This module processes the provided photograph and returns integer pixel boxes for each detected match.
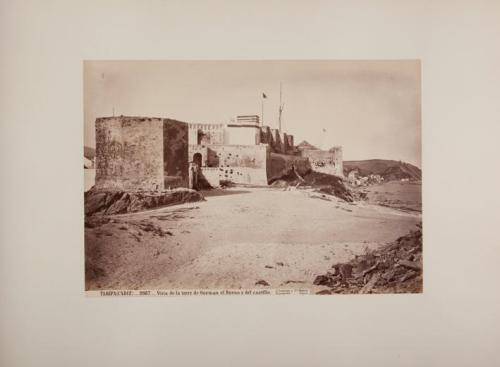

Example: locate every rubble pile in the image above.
[301,171,353,202]
[313,224,423,294]
[85,188,205,216]
[315,185,353,203]
[271,169,353,202]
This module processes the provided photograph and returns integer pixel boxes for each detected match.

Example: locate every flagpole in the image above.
[278,83,282,133]
[261,98,264,127]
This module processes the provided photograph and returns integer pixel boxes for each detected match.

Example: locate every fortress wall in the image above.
[270,129,284,153]
[95,117,164,191]
[209,144,268,169]
[286,134,294,153]
[163,119,189,188]
[219,167,269,186]
[268,153,311,182]
[280,132,288,153]
[205,144,270,185]
[94,116,189,191]
[300,147,343,177]
[330,147,343,176]
[188,123,225,145]
[188,127,199,145]
[189,145,208,166]
[225,125,260,145]
[260,126,272,145]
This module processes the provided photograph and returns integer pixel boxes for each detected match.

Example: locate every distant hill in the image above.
[84,146,95,160]
[343,159,421,181]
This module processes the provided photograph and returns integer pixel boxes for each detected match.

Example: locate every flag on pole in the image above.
[262,93,267,98]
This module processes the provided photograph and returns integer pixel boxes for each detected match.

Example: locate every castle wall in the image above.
[260,126,272,145]
[280,132,295,154]
[95,116,188,191]
[260,126,294,154]
[203,144,270,185]
[163,119,189,188]
[329,147,343,176]
[285,134,294,153]
[270,129,284,153]
[188,145,208,166]
[225,125,260,145]
[95,116,342,190]
[188,127,199,145]
[268,153,311,182]
[300,147,343,177]
[280,132,288,153]
[95,117,165,191]
[188,123,225,145]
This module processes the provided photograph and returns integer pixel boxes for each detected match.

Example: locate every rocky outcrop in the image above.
[268,153,312,183]
[270,168,354,202]
[85,188,205,216]
[314,224,422,294]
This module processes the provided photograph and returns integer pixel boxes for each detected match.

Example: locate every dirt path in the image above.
[85,187,421,291]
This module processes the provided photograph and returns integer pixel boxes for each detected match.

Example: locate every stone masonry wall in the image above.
[260,126,294,154]
[268,153,311,182]
[188,145,208,166]
[260,126,272,146]
[225,125,260,145]
[270,129,284,153]
[95,117,164,191]
[300,147,343,177]
[205,144,270,185]
[188,123,225,145]
[286,134,294,153]
[163,119,189,188]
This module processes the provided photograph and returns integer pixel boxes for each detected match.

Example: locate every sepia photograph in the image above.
[84,60,422,295]
[4,1,500,366]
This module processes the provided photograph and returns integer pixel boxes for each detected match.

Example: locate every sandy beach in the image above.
[85,184,421,291]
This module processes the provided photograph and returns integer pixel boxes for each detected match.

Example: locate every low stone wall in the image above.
[268,153,311,182]
[201,166,268,186]
[219,167,268,185]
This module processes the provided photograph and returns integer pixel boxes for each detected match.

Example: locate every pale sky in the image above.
[84,60,421,167]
